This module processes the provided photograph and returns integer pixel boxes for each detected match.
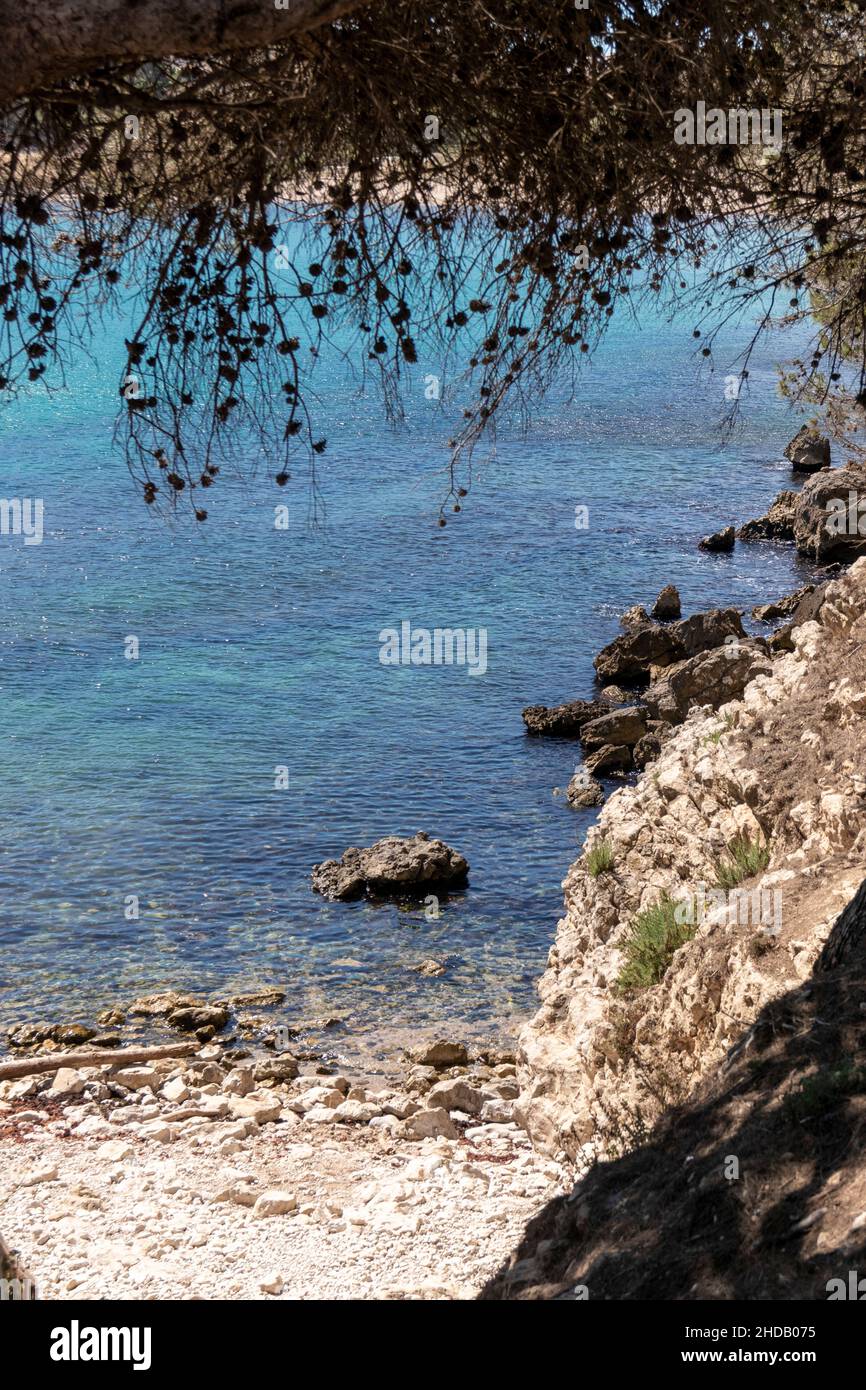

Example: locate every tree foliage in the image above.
[2,0,866,519]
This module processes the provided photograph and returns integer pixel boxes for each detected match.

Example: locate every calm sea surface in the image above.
[0,261,818,1067]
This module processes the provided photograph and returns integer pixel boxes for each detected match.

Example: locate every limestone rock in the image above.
[404,1107,459,1140]
[425,1079,488,1115]
[643,640,772,725]
[619,604,651,630]
[408,1039,469,1068]
[50,1068,85,1098]
[253,1055,299,1085]
[698,526,735,552]
[784,425,831,472]
[593,623,682,682]
[566,771,605,808]
[737,490,798,542]
[312,831,468,900]
[521,698,607,737]
[253,1191,297,1217]
[582,743,632,776]
[650,585,682,621]
[579,705,647,750]
[516,558,866,1161]
[127,991,200,1017]
[752,585,815,623]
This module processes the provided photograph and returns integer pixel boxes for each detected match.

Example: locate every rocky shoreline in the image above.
[0,1032,566,1300]
[5,428,866,1299]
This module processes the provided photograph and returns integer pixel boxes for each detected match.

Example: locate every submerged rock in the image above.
[410,958,449,977]
[127,991,201,1018]
[167,1004,230,1034]
[312,831,469,901]
[784,424,830,472]
[521,698,607,736]
[7,1022,94,1049]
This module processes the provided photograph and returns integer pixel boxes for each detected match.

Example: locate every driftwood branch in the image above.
[0,1041,197,1082]
[0,0,375,105]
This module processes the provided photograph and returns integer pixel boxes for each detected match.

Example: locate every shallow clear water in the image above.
[0,266,818,1067]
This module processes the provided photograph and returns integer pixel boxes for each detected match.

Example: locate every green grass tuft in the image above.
[715,834,770,890]
[586,839,615,877]
[784,1064,866,1124]
[614,893,696,994]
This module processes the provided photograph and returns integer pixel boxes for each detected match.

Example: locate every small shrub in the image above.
[704,727,724,746]
[715,834,770,889]
[614,893,696,994]
[784,1064,866,1124]
[586,840,615,877]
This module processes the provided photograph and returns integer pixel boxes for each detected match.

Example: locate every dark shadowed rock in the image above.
[632,726,671,768]
[752,585,815,623]
[594,607,744,683]
[521,698,607,736]
[599,684,631,705]
[311,831,469,901]
[643,639,772,724]
[699,525,735,552]
[784,425,831,472]
[566,770,605,807]
[650,584,681,620]
[167,1004,230,1033]
[767,581,830,651]
[583,743,633,776]
[738,490,798,541]
[579,705,647,750]
[593,623,682,682]
[672,607,746,657]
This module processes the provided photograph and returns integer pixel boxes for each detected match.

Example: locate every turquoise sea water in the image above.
[0,261,819,1067]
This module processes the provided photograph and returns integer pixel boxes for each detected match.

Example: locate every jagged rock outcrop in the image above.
[698,525,735,552]
[593,608,744,683]
[642,638,772,724]
[752,584,815,622]
[738,489,798,541]
[739,461,866,562]
[566,770,605,808]
[517,560,866,1161]
[784,424,831,472]
[579,706,647,750]
[311,832,469,900]
[485,899,866,1299]
[521,698,607,736]
[650,584,681,620]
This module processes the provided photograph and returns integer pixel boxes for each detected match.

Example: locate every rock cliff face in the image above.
[517,560,866,1161]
